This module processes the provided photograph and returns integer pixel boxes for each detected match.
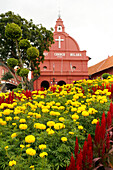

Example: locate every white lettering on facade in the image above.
[55,36,64,48]
[54,53,65,57]
[43,52,48,56]
[70,53,82,56]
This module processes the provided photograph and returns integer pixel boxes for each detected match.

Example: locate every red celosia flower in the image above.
[101,112,106,140]
[87,146,93,168]
[82,140,87,167]
[95,121,100,145]
[74,137,79,158]
[76,149,83,170]
[87,134,92,149]
[68,153,76,170]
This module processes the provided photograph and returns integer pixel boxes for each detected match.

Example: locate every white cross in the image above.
[55,36,64,48]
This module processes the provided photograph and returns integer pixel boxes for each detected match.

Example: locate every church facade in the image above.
[33,17,89,90]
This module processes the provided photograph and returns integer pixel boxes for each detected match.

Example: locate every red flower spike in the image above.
[68,153,76,170]
[87,134,92,149]
[109,102,113,118]
[74,137,79,158]
[87,146,93,168]
[95,121,101,145]
[82,140,87,167]
[76,149,83,170]
[100,112,106,140]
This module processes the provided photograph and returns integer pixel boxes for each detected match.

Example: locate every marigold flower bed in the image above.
[0,77,113,169]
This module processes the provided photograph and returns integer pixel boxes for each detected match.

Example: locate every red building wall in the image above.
[33,17,89,90]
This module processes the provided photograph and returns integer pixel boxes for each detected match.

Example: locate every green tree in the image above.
[0,11,54,90]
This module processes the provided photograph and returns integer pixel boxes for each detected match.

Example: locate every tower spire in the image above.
[58,10,61,18]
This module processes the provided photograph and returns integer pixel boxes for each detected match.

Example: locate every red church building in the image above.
[33,16,89,90]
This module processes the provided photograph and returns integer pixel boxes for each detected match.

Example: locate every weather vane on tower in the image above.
[57,0,61,18]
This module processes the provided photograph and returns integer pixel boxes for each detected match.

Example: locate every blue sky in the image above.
[1,0,113,67]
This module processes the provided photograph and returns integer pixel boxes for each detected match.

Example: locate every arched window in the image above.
[57,25,62,32]
[72,66,76,70]
[43,66,47,70]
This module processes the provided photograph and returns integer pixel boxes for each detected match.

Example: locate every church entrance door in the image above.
[41,81,49,89]
[57,80,66,86]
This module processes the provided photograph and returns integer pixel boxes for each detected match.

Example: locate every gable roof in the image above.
[88,55,113,75]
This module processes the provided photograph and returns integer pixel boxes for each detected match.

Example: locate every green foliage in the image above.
[0,11,54,90]
[0,11,54,63]
[5,23,22,40]
[1,72,13,81]
[102,73,111,79]
[27,47,39,60]
[7,58,18,68]
[19,39,31,49]
[16,67,21,76]
[19,68,29,77]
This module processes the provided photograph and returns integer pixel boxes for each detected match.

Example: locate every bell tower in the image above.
[54,17,65,33]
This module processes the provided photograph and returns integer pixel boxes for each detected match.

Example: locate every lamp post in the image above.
[50,78,56,85]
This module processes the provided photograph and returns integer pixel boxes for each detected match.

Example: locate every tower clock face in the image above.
[57,25,62,32]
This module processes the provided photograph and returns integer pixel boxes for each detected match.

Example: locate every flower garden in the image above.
[0,77,113,170]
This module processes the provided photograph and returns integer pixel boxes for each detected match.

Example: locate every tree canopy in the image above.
[0,11,54,90]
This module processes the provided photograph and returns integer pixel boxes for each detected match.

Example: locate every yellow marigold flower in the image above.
[20,144,25,148]
[0,112,2,117]
[39,152,48,158]
[50,111,60,116]
[28,112,33,116]
[82,111,89,116]
[58,106,65,110]
[5,146,8,150]
[61,137,67,142]
[1,120,7,125]
[25,135,35,143]
[47,129,55,135]
[55,102,61,106]
[11,133,17,138]
[19,119,26,123]
[91,119,98,124]
[12,123,16,126]
[40,124,46,130]
[9,160,16,166]
[26,148,36,156]
[47,121,55,127]
[59,117,65,122]
[107,92,111,96]
[3,109,11,115]
[26,144,31,147]
[35,113,41,119]
[88,108,98,114]
[78,125,83,130]
[69,132,74,135]
[72,114,79,120]
[5,116,12,121]
[19,124,28,130]
[30,165,34,169]
[39,144,46,150]
[14,116,19,120]
[76,121,79,125]
[42,108,49,113]
[54,123,65,130]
